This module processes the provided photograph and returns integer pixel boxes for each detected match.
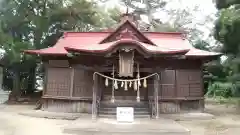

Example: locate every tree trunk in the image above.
[8,71,21,101]
[26,66,36,95]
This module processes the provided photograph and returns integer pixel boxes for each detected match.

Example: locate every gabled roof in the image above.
[144,32,222,57]
[24,16,221,58]
[24,32,109,55]
[99,19,155,45]
[65,39,189,55]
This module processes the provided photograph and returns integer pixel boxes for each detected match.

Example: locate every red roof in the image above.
[24,32,109,55]
[24,20,221,58]
[99,20,155,45]
[65,39,189,55]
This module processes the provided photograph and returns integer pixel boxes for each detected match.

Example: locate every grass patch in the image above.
[205,97,240,105]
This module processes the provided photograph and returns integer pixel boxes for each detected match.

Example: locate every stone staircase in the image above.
[98,100,151,118]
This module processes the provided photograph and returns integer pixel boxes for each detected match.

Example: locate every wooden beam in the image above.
[42,95,92,101]
[74,64,155,72]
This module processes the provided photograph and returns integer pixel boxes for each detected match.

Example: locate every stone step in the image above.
[99,100,150,118]
[100,102,149,108]
[99,114,151,118]
[99,107,149,111]
[99,110,150,115]
[99,111,150,115]
[101,100,148,104]
[100,105,149,108]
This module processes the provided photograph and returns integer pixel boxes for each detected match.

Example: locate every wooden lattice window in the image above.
[46,68,71,96]
[160,70,176,98]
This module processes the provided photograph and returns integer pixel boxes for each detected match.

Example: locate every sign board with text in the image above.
[116,107,134,122]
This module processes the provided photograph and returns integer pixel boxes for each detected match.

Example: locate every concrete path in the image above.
[0,104,190,135]
[64,118,190,135]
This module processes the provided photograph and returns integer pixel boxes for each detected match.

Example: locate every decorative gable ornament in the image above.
[116,28,138,40]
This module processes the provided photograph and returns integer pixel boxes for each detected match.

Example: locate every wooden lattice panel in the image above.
[160,85,175,98]
[46,68,71,96]
[189,84,202,97]
[188,70,201,83]
[188,70,202,97]
[178,84,190,97]
[73,69,93,98]
[160,70,176,98]
[176,70,202,97]
[176,70,189,85]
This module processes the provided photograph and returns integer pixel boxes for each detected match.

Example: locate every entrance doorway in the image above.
[100,72,149,102]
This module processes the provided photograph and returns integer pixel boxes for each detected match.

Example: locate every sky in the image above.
[103,0,218,41]
[104,0,217,15]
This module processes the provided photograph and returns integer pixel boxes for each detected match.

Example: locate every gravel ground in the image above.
[1,102,240,135]
[0,105,72,135]
[177,104,240,135]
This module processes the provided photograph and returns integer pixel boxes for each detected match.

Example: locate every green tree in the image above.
[0,0,105,100]
[213,0,240,96]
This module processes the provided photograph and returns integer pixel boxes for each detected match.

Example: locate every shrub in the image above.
[206,82,235,98]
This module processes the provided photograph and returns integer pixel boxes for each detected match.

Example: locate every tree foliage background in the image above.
[0,0,117,100]
[207,0,240,97]
[0,0,232,100]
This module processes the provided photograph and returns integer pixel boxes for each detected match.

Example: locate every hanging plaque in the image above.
[119,51,134,77]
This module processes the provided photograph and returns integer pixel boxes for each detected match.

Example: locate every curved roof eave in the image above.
[23,49,67,56]
[65,39,190,56]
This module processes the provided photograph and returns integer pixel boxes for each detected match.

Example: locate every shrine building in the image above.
[24,13,220,119]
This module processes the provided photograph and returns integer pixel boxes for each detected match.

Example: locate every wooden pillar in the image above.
[111,65,115,103]
[0,66,3,90]
[154,75,159,119]
[174,70,177,98]
[92,74,98,119]
[42,62,48,110]
[43,62,48,96]
[70,67,75,97]
[200,63,205,112]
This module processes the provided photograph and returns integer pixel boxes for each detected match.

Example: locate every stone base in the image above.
[19,110,91,120]
[40,99,204,115]
[159,102,180,113]
[160,112,214,121]
[159,100,204,114]
[42,99,92,113]
[64,118,190,135]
